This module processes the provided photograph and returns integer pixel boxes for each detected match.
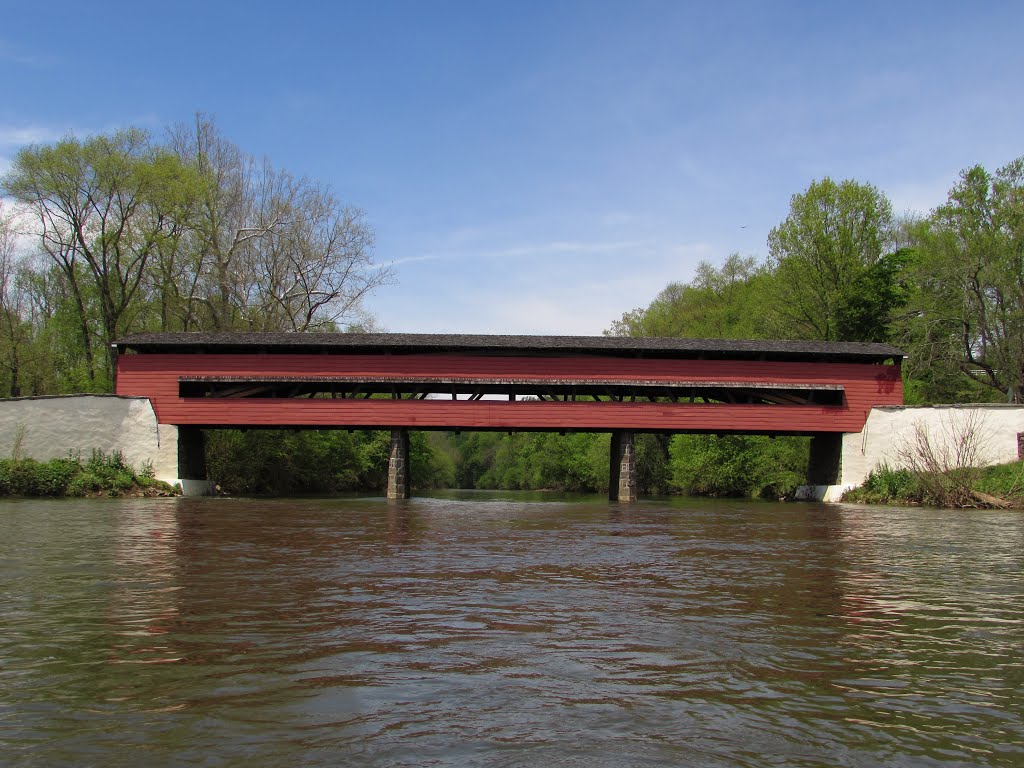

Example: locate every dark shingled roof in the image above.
[114,332,905,363]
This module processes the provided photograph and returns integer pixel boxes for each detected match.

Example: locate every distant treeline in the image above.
[204,429,809,499]
[3,121,1022,495]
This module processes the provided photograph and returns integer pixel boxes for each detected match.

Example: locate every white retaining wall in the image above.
[0,395,180,485]
[821,404,1024,501]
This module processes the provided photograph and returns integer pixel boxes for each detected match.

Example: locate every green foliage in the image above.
[204,429,455,496]
[832,248,912,343]
[606,254,773,340]
[2,129,204,383]
[844,459,1024,507]
[767,177,897,342]
[975,460,1024,500]
[0,457,79,496]
[471,432,609,492]
[0,451,172,497]
[841,465,921,504]
[898,157,1024,402]
[668,434,809,498]
[440,431,619,494]
[67,451,137,496]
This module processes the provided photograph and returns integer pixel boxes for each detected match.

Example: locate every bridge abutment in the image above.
[609,430,638,502]
[387,428,411,499]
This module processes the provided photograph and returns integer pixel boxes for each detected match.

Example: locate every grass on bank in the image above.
[0,451,180,498]
[842,459,1024,508]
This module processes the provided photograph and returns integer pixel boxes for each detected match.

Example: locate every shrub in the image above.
[895,414,988,508]
[0,457,79,496]
[0,450,175,498]
[842,464,920,504]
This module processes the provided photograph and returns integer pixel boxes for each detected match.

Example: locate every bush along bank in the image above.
[841,460,1024,509]
[0,451,180,498]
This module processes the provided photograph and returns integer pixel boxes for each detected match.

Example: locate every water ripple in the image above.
[1,497,1022,766]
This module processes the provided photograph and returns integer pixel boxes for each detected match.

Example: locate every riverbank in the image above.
[0,452,180,498]
[841,459,1024,508]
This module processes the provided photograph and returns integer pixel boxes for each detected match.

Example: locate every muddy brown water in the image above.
[1,493,1022,766]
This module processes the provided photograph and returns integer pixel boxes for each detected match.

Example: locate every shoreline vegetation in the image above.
[0,451,180,498]
[841,460,1024,509]
[4,439,1023,510]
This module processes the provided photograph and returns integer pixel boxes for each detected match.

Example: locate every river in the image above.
[1,494,1022,767]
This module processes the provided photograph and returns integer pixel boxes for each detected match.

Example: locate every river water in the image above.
[1,494,1022,767]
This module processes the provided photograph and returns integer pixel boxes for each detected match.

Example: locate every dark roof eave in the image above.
[113,332,905,363]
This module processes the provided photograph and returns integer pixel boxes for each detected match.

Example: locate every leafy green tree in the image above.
[2,129,201,383]
[767,178,898,341]
[606,254,772,339]
[900,158,1024,402]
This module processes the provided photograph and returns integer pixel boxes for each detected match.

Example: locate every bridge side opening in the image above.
[177,376,846,407]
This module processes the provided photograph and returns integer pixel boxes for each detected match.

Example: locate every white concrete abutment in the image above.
[811,404,1024,501]
[0,395,211,494]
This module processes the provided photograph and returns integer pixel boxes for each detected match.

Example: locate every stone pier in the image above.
[387,428,411,499]
[609,430,638,502]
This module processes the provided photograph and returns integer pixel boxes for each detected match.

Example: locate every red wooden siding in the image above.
[116,352,903,433]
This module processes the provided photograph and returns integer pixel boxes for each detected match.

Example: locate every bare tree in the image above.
[895,411,991,507]
[168,115,388,332]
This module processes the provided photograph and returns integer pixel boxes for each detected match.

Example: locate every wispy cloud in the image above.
[386,252,444,267]
[382,237,653,272]
[373,237,715,335]
[0,126,65,147]
[489,240,646,259]
[0,125,68,179]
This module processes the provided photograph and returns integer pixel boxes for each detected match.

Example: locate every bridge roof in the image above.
[115,332,904,364]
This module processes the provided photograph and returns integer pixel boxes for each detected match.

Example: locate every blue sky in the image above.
[2,1,1023,335]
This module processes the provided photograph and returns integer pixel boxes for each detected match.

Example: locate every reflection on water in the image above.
[1,495,1022,766]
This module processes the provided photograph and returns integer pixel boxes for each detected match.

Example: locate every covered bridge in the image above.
[113,333,905,499]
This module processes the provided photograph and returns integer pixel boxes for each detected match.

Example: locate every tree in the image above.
[901,158,1024,402]
[0,201,29,396]
[767,178,898,341]
[605,253,771,339]
[166,115,388,332]
[2,129,201,384]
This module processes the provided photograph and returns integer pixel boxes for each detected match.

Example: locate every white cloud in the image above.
[489,240,647,259]
[386,252,443,267]
[373,238,715,336]
[0,126,64,147]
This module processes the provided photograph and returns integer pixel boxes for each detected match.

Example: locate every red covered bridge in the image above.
[113,333,905,500]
